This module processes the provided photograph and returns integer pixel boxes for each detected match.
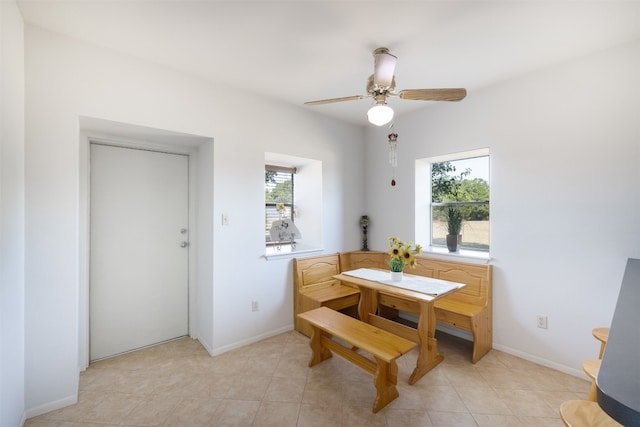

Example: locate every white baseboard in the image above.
[209,324,294,356]
[435,327,586,379]
[492,343,587,379]
[398,312,474,342]
[399,312,586,380]
[25,394,77,419]
[197,335,214,356]
[436,323,474,341]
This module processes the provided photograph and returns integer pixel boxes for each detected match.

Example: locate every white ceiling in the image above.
[17,1,640,126]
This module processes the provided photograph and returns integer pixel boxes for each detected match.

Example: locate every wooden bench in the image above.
[293,254,360,337]
[341,251,492,363]
[416,257,492,363]
[297,306,417,413]
[340,250,388,271]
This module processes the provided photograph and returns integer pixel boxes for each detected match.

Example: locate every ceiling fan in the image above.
[304,47,467,126]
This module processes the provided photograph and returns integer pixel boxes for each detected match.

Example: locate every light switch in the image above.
[222,214,229,226]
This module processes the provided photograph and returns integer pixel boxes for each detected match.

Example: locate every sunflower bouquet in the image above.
[388,236,423,272]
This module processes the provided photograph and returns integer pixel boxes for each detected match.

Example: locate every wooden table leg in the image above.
[357,288,378,324]
[408,300,443,385]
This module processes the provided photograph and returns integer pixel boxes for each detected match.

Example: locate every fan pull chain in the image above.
[388,130,398,186]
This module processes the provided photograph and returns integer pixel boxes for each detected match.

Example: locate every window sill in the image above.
[263,244,324,261]
[424,246,491,264]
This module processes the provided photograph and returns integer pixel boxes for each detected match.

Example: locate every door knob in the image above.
[180,241,189,248]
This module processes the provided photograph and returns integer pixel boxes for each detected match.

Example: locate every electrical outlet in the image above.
[251,300,259,312]
[536,315,548,329]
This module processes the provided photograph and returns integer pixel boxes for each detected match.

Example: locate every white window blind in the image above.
[265,165,296,243]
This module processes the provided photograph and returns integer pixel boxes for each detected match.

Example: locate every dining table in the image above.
[334,268,465,385]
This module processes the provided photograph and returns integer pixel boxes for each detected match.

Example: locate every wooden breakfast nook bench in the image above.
[293,254,360,337]
[297,306,417,413]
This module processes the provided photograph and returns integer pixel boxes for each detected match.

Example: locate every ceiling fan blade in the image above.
[373,47,397,88]
[397,88,467,102]
[304,95,366,106]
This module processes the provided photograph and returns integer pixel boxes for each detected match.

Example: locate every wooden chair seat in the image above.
[434,298,484,318]
[592,327,610,359]
[582,359,601,401]
[412,257,492,364]
[294,255,361,337]
[560,400,622,426]
[301,280,359,305]
[433,297,490,363]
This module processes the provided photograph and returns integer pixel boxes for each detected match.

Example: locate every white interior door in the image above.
[90,143,189,361]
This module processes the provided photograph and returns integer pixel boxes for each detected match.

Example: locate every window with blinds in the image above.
[265,165,296,243]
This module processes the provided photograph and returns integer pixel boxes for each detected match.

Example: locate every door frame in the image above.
[79,128,208,370]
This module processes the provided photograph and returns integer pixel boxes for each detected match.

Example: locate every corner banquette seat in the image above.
[293,253,360,337]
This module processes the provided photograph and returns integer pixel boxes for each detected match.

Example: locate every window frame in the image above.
[265,164,296,246]
[263,152,324,260]
[415,148,491,259]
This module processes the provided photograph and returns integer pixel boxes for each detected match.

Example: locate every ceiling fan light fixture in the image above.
[373,48,397,88]
[303,47,467,126]
[367,102,394,126]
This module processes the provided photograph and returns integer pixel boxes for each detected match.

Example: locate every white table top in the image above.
[341,268,464,296]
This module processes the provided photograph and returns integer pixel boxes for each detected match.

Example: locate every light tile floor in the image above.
[26,331,590,426]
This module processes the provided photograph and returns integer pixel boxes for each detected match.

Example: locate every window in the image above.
[416,149,490,254]
[264,153,324,258]
[265,165,295,243]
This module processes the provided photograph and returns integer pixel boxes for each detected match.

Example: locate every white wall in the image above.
[364,40,640,376]
[23,25,365,415]
[0,0,26,425]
